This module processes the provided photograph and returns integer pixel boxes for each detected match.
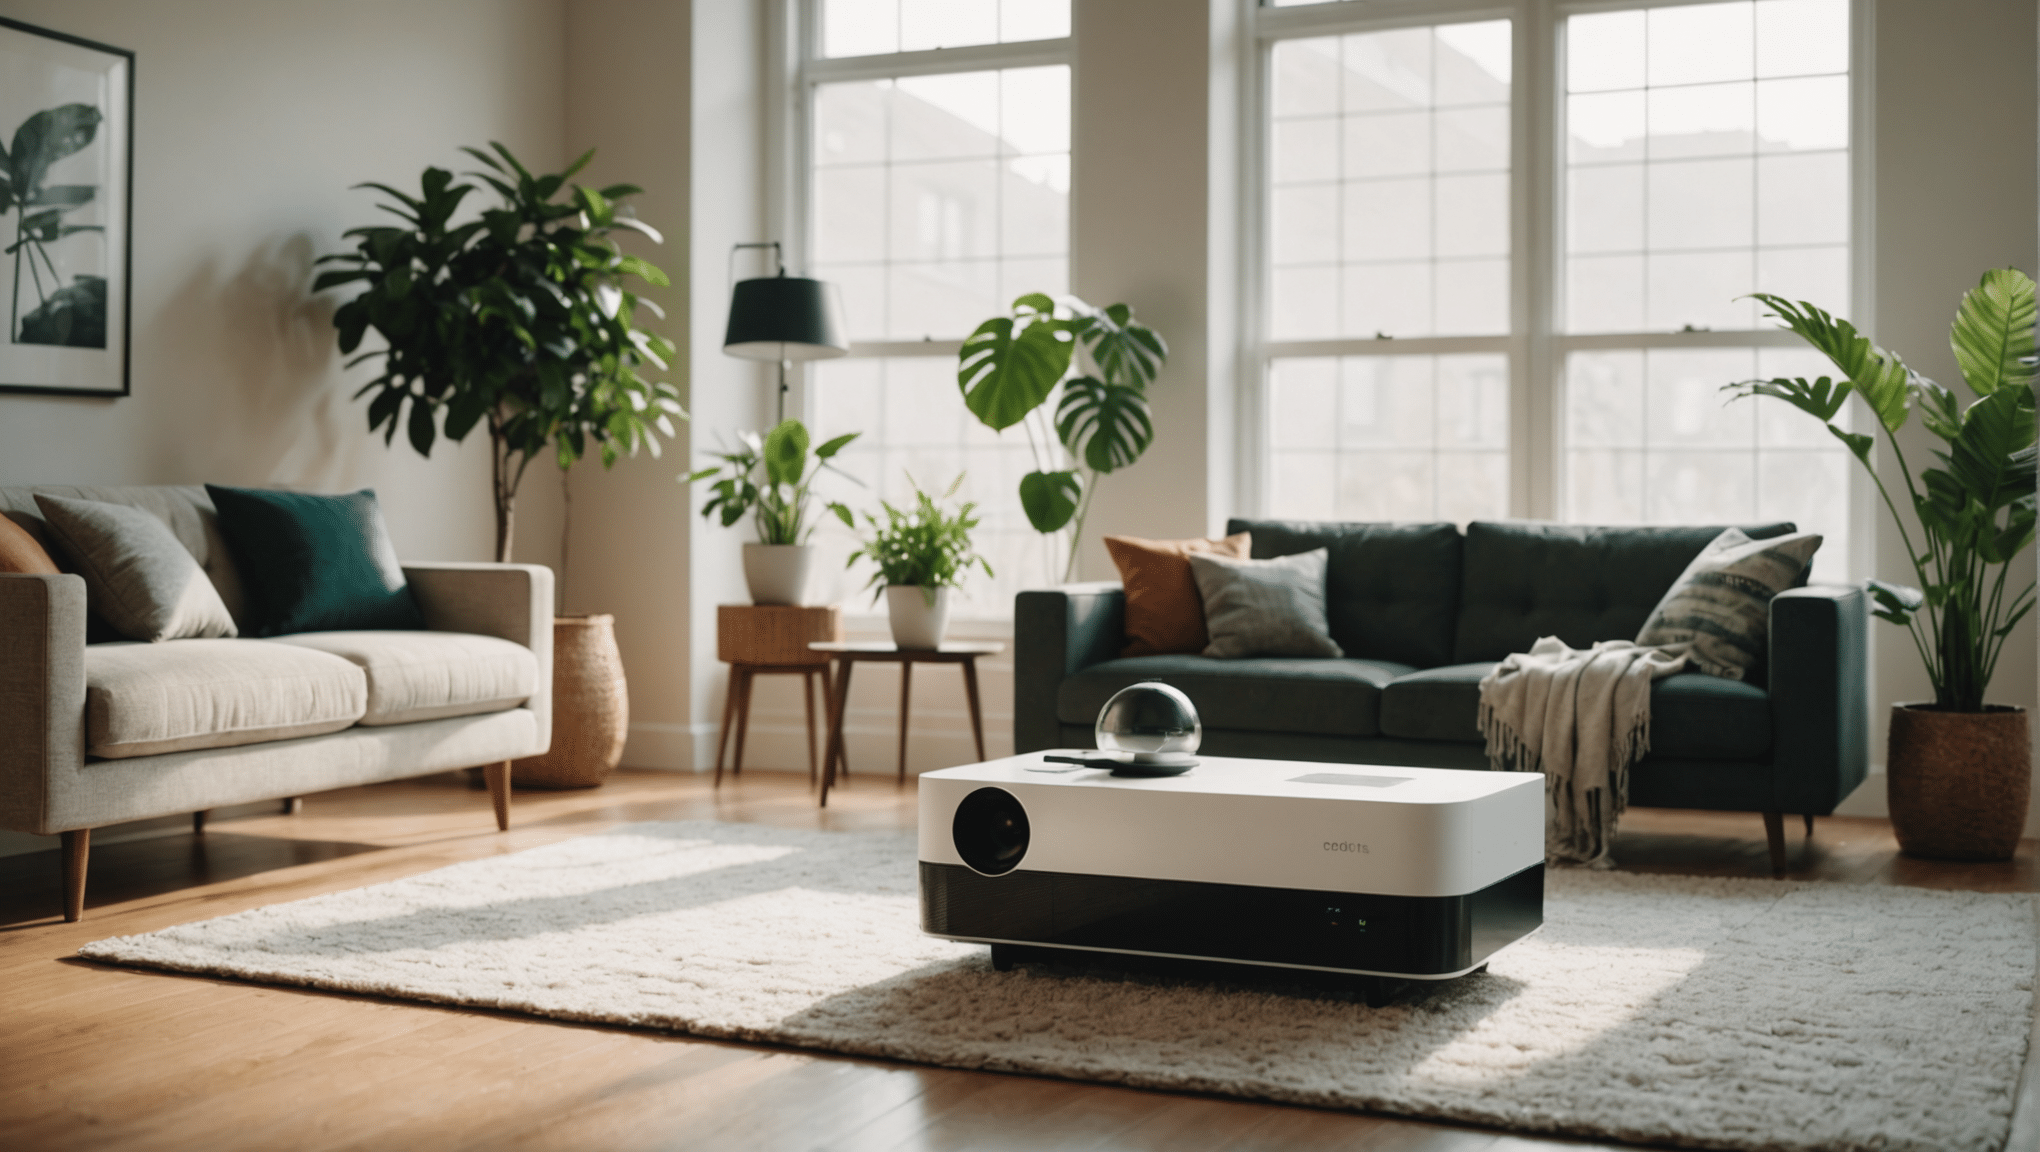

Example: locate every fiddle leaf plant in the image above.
[315,142,686,562]
[957,295,1167,580]
[1724,267,2039,711]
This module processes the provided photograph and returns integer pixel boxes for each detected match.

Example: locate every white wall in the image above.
[0,0,567,562]
[1829,0,2040,828]
[560,0,707,769]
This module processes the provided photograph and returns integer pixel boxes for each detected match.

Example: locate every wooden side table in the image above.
[811,640,1005,808]
[716,605,843,787]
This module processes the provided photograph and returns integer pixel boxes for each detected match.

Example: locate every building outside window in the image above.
[799,0,1073,617]
[1255,0,1859,577]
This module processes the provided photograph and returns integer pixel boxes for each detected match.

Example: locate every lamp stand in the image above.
[777,358,789,425]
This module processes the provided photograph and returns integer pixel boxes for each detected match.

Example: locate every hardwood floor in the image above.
[2,768,2033,1152]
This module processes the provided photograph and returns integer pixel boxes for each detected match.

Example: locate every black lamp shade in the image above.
[723,275,850,362]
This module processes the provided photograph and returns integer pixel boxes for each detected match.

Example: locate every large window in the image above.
[799,1,1072,616]
[1256,0,1858,576]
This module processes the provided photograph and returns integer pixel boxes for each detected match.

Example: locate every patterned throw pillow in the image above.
[1103,532,1252,657]
[1635,527,1823,679]
[32,494,238,642]
[1186,547,1343,659]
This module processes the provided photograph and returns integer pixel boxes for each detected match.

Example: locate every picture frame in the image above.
[0,16,133,398]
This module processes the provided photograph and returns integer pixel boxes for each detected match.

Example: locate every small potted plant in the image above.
[685,419,859,605]
[847,476,994,648]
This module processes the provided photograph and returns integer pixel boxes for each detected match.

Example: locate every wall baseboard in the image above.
[619,722,721,772]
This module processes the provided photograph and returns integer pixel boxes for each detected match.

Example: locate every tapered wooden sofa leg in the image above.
[484,761,511,831]
[61,829,90,923]
[1761,811,1787,877]
[193,810,209,835]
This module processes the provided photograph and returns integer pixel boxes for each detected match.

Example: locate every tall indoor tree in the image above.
[315,142,685,562]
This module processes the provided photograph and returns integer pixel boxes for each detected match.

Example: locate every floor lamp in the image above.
[723,242,850,424]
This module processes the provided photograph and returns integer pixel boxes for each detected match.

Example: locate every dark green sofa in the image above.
[1014,519,1869,874]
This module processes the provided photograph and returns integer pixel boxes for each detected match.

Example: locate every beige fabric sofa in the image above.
[0,485,553,921]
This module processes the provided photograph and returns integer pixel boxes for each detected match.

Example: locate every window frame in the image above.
[774,0,1077,622]
[1240,0,1875,579]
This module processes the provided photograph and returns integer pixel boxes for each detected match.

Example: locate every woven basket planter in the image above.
[1887,704,2029,862]
[514,614,629,789]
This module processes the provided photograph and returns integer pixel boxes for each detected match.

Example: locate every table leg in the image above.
[821,658,854,807]
[897,661,913,786]
[714,665,740,788]
[962,656,987,762]
[802,668,819,787]
[731,666,755,778]
[822,663,847,780]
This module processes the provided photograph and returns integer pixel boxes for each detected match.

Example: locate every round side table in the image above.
[810,640,1005,807]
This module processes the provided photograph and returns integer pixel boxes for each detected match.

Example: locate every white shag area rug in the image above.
[81,821,2034,1152]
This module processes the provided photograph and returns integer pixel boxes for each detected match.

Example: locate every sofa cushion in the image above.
[1377,663,1772,759]
[0,514,60,574]
[1104,532,1251,657]
[1452,521,1798,665]
[84,639,367,759]
[1059,655,1415,738]
[1189,548,1342,658]
[0,485,250,624]
[1636,528,1823,680]
[35,494,239,643]
[206,486,425,636]
[1228,519,1462,668]
[271,631,538,726]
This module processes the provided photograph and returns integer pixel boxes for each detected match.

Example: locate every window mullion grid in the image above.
[1518,0,1557,520]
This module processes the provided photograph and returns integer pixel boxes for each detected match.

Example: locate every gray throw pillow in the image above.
[1635,527,1822,680]
[34,494,238,643]
[1187,548,1343,659]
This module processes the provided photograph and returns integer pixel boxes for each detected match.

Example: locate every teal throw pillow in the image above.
[205,486,423,636]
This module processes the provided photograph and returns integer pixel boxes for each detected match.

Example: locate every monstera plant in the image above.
[957,294,1167,580]
[315,143,685,562]
[1726,268,2038,861]
[4,103,107,347]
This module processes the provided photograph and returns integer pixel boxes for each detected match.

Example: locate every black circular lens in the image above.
[953,786,1030,876]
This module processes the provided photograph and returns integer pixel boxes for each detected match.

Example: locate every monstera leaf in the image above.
[958,295,1073,432]
[1055,375,1153,474]
[1071,302,1167,391]
[1018,470,1082,533]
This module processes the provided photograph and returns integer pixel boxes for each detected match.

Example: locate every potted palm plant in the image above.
[846,476,994,648]
[1728,269,2037,860]
[315,142,685,790]
[685,419,859,605]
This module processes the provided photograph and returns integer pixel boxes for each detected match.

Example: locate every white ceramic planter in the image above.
[742,543,814,606]
[885,585,952,649]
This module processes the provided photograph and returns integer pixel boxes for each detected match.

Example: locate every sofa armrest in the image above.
[404,563,555,754]
[1768,583,1869,814]
[0,573,87,835]
[1013,582,1125,754]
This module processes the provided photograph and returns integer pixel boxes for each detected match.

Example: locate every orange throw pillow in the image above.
[1103,532,1252,657]
[0,515,60,574]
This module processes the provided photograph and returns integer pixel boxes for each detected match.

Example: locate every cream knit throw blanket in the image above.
[1477,637,1690,866]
